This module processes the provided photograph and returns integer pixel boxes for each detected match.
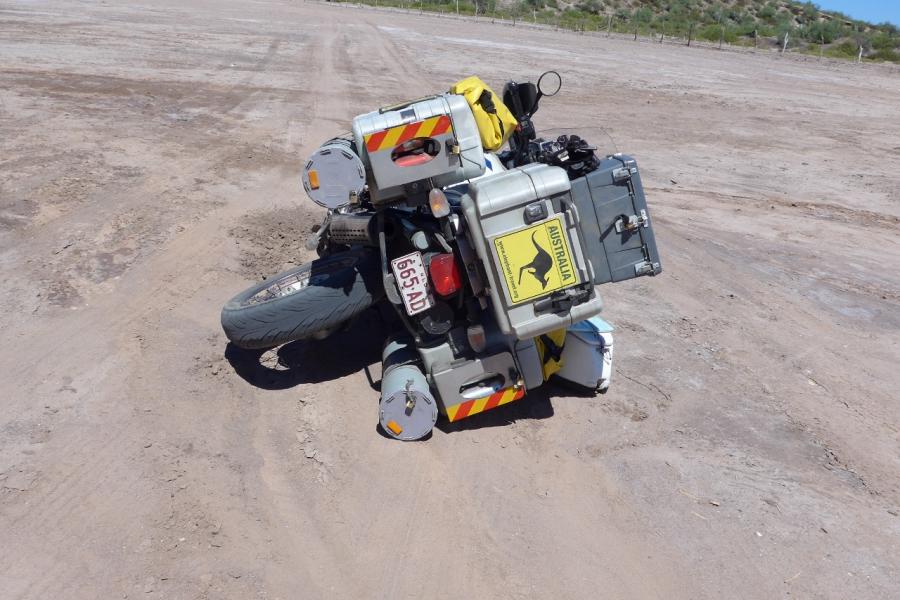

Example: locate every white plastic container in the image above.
[555,317,614,392]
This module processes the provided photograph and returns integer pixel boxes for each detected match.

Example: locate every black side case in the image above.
[570,155,662,284]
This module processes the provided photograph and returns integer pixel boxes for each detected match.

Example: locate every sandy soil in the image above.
[1,1,898,598]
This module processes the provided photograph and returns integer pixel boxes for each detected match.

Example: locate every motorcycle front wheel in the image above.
[220,247,383,350]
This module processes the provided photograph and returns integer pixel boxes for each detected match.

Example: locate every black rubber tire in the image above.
[221,248,383,350]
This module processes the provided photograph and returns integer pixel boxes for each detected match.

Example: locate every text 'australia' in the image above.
[548,224,574,282]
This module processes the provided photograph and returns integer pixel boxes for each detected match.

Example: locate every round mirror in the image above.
[537,71,562,97]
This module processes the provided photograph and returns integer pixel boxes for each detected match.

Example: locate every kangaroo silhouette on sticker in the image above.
[493,217,581,304]
[519,232,552,289]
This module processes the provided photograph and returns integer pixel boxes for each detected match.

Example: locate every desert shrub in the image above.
[632,7,652,23]
[870,32,898,51]
[876,22,897,36]
[826,40,859,58]
[800,1,817,21]
[869,47,900,62]
[697,23,723,42]
[800,19,845,44]
[574,0,602,15]
[758,3,776,22]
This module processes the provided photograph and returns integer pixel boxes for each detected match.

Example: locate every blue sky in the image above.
[816,0,900,26]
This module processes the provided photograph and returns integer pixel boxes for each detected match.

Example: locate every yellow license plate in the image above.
[492,217,580,305]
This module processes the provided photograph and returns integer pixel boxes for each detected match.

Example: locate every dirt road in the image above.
[1,1,898,598]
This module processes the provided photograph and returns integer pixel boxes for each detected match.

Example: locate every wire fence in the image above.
[319,0,899,70]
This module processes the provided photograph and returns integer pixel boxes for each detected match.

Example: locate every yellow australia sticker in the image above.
[493,217,580,304]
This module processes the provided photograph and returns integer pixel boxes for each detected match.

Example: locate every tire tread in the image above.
[220,249,382,349]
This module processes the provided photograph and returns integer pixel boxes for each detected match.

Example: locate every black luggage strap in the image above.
[477,89,504,139]
[539,334,563,365]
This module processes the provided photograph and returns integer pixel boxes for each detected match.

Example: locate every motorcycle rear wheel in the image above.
[221,248,383,350]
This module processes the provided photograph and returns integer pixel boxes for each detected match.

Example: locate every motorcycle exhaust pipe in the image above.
[379,337,438,441]
[329,213,378,247]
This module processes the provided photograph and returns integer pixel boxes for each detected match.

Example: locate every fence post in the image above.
[754,29,758,48]
[858,45,863,62]
[634,24,638,41]
[607,14,612,37]
[782,31,789,53]
[820,34,824,58]
[719,25,724,49]
[659,25,664,44]
[687,22,693,46]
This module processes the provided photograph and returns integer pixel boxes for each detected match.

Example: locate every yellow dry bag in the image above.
[449,76,518,152]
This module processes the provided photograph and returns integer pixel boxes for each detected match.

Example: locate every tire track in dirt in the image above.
[218,17,360,598]
[231,16,485,595]
[0,9,322,600]
[237,19,464,598]
[2,186,303,597]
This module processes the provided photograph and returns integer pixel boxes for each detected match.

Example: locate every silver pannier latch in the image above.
[634,260,661,276]
[612,166,631,183]
[614,209,649,233]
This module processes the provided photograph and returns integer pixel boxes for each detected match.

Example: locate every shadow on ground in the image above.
[226,307,595,433]
[224,308,386,390]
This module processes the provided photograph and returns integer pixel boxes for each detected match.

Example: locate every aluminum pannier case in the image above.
[352,94,485,204]
[569,154,662,284]
[461,163,604,339]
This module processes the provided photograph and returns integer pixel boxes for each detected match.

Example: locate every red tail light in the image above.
[429,253,462,297]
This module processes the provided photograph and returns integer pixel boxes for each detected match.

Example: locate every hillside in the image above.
[359,0,900,61]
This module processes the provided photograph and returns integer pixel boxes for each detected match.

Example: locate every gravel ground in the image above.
[1,1,898,598]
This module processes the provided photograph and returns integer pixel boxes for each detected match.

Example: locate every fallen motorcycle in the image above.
[221,72,661,440]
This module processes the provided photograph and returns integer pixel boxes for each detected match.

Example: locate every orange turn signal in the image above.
[428,188,450,218]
